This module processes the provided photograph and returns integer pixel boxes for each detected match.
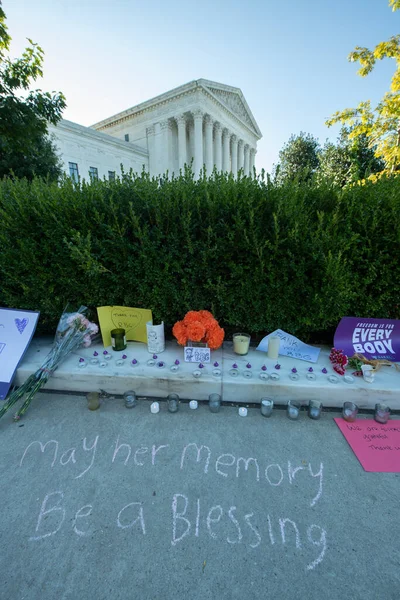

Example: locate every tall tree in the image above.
[275,132,320,183]
[0,4,66,180]
[318,127,385,186]
[326,1,400,173]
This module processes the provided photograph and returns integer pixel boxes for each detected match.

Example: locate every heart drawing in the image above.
[111,308,142,337]
[15,318,29,334]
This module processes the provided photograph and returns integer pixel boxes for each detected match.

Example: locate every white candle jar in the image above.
[233,333,251,356]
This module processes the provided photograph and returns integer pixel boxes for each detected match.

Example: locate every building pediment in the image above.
[200,81,261,138]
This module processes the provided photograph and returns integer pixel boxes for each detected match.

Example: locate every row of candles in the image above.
[87,392,391,423]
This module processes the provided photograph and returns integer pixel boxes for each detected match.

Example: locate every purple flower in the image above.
[275,364,281,370]
[199,363,204,369]
[79,358,85,363]
[122,354,127,359]
[157,361,165,368]
[103,350,108,356]
[174,359,180,365]
[261,365,267,371]
[93,351,99,357]
[153,354,158,359]
[232,363,238,369]
[308,367,313,372]
[132,359,138,365]
[291,368,297,374]
[322,367,328,374]
[213,361,219,367]
[246,363,252,369]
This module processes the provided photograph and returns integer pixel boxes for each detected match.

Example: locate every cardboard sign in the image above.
[184,346,211,363]
[256,329,320,363]
[0,307,40,400]
[335,418,400,473]
[97,306,153,347]
[334,317,399,361]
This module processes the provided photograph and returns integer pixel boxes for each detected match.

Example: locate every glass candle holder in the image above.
[111,328,127,352]
[308,399,322,420]
[233,333,251,355]
[260,398,273,417]
[287,400,301,420]
[124,390,137,409]
[374,403,390,424]
[239,407,247,417]
[150,401,160,414]
[267,336,280,360]
[87,392,100,411]
[209,393,221,413]
[167,394,179,413]
[343,401,358,422]
[189,400,198,410]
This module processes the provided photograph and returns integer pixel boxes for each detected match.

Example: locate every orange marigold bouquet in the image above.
[172,310,225,350]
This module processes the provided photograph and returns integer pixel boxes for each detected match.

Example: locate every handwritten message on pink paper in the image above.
[334,418,400,473]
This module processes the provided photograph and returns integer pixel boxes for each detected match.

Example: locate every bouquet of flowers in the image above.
[172,310,224,350]
[329,348,348,375]
[0,306,99,422]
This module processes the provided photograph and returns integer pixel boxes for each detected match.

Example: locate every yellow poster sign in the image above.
[97,306,153,347]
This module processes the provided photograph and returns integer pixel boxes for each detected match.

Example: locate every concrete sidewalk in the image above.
[0,393,399,600]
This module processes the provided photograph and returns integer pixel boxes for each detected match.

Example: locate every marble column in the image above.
[146,125,156,177]
[231,135,238,178]
[176,114,187,171]
[222,128,231,173]
[204,115,214,175]
[238,139,244,174]
[244,144,250,176]
[160,119,172,176]
[193,109,204,178]
[249,148,256,176]
[214,123,222,172]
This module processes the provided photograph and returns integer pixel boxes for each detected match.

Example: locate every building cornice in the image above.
[50,119,148,157]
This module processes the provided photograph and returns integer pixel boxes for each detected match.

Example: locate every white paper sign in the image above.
[0,307,40,399]
[184,346,211,363]
[146,321,165,353]
[256,329,320,363]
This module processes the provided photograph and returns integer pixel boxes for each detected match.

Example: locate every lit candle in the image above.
[150,402,160,414]
[260,398,273,417]
[167,394,179,413]
[233,333,251,355]
[189,400,198,410]
[111,328,127,352]
[239,407,248,417]
[308,400,322,420]
[342,402,358,422]
[209,394,221,413]
[374,403,390,424]
[287,400,301,420]
[267,336,280,360]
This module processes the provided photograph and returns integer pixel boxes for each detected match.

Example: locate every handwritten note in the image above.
[256,329,320,363]
[0,307,39,400]
[97,306,152,347]
[335,418,400,472]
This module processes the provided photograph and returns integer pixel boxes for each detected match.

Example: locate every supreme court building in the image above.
[49,79,262,181]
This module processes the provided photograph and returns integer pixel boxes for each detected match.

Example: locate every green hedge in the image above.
[0,170,399,342]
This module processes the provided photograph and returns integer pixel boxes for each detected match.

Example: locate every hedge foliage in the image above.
[0,170,399,341]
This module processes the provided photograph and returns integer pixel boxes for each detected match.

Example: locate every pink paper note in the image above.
[334,418,400,473]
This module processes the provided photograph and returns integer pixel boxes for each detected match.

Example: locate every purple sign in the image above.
[334,317,400,361]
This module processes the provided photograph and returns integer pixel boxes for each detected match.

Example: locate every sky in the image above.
[4,0,399,172]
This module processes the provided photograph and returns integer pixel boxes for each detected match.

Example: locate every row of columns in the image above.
[154,111,256,178]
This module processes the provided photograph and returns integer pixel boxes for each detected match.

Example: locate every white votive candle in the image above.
[267,336,280,360]
[189,400,198,410]
[150,402,160,414]
[233,333,251,355]
[239,407,248,417]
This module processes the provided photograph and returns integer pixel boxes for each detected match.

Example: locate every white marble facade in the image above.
[51,79,262,180]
